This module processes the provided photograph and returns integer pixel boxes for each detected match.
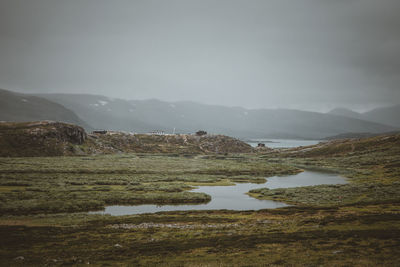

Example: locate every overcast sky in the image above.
[0,0,399,112]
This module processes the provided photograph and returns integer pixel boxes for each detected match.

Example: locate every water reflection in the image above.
[91,171,346,215]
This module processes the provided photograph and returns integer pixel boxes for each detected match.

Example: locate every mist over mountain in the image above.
[0,88,395,139]
[363,105,400,128]
[37,91,396,139]
[1,88,396,139]
[35,93,161,133]
[1,1,399,139]
[2,0,400,112]
[0,89,91,129]
[328,105,400,128]
[1,1,400,265]
[327,108,364,120]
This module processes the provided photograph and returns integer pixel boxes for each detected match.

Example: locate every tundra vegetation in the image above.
[0,154,299,214]
[0,121,254,157]
[0,132,399,266]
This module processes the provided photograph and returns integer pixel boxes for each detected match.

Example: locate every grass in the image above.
[0,204,399,266]
[249,182,400,206]
[251,133,400,207]
[269,133,400,184]
[1,133,400,265]
[186,179,235,186]
[0,153,299,215]
[0,121,254,156]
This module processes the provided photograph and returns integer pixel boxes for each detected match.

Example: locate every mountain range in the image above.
[328,106,400,128]
[1,88,398,139]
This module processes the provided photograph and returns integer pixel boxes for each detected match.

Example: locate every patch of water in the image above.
[91,171,347,216]
[247,139,321,148]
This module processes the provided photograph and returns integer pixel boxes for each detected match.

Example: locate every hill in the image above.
[324,131,400,140]
[328,105,400,128]
[35,93,163,133]
[284,132,400,158]
[86,131,253,154]
[327,107,364,120]
[363,105,400,128]
[0,121,87,157]
[0,89,91,129]
[37,93,397,139]
[0,121,253,157]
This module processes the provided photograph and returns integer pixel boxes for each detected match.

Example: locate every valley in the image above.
[0,129,399,266]
[2,1,399,265]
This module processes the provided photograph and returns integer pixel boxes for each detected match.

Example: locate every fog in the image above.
[1,0,399,112]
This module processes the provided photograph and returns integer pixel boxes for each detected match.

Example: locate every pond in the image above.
[91,171,347,216]
[246,139,321,148]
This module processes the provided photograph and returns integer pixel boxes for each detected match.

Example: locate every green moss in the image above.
[0,154,299,214]
[1,133,399,265]
[0,205,399,266]
[250,182,400,206]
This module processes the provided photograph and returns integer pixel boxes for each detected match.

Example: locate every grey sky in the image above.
[0,0,399,112]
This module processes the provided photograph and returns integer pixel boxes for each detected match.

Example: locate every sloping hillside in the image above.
[0,121,253,157]
[327,107,364,120]
[38,93,397,139]
[284,133,400,158]
[36,93,162,132]
[328,105,400,128]
[86,132,253,154]
[324,131,400,140]
[0,89,91,129]
[363,105,400,128]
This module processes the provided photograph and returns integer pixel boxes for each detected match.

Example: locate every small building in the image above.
[148,130,165,135]
[195,130,207,136]
[92,130,107,134]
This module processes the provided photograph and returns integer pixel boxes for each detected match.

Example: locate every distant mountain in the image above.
[36,93,163,132]
[363,105,400,128]
[0,89,91,129]
[328,105,400,128]
[37,93,397,139]
[327,108,364,120]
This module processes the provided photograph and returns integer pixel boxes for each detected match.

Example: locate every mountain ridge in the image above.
[0,89,92,130]
[327,105,400,128]
[0,89,396,139]
[38,92,397,139]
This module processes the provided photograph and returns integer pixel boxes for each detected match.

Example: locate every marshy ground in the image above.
[1,134,400,266]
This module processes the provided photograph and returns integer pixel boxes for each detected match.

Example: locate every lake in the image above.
[92,171,347,216]
[246,139,321,148]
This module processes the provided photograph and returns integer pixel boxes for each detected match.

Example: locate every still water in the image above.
[247,139,321,148]
[92,171,347,216]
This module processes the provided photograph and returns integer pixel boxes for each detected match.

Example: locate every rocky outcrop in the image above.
[0,121,87,156]
[24,121,87,144]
